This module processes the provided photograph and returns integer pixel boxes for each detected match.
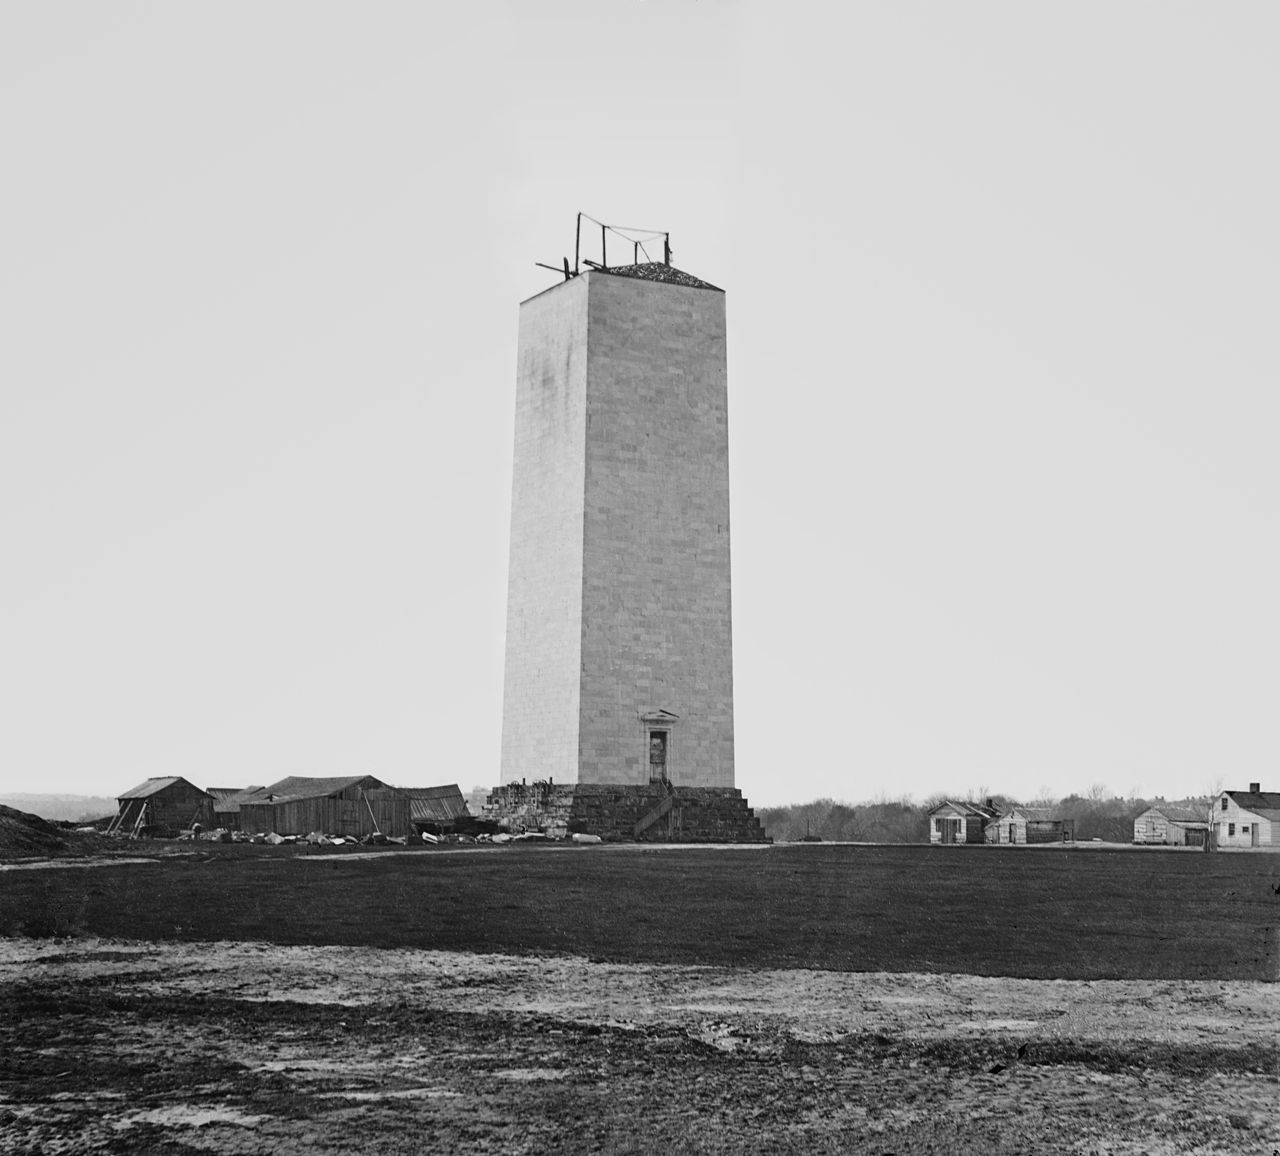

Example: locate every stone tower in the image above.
[500,260,734,790]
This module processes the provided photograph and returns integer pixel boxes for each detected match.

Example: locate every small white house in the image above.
[1132,805,1209,847]
[928,800,998,844]
[1212,783,1280,849]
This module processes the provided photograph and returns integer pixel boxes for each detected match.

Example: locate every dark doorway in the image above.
[649,730,669,783]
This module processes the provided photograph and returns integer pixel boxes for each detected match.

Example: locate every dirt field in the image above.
[3,937,1278,1155]
[2,843,1279,1153]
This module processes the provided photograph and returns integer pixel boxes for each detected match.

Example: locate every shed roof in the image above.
[118,776,209,801]
[929,800,1000,819]
[1141,805,1208,825]
[245,775,390,806]
[399,784,468,822]
[208,786,265,813]
[996,806,1060,822]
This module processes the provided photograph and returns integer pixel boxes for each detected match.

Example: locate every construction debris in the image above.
[595,261,721,291]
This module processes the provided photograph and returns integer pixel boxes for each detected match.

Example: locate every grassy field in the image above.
[4,842,1279,980]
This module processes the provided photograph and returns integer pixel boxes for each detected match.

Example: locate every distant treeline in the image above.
[757,794,1209,844]
[758,799,927,844]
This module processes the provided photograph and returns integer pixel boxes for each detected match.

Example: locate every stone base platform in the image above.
[483,782,770,843]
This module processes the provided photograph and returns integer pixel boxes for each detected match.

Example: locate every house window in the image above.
[1221,797,1228,810]
[1228,823,1235,836]
[1241,825,1250,834]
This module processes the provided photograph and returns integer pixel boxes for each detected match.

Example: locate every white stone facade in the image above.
[500,269,734,788]
[499,277,589,784]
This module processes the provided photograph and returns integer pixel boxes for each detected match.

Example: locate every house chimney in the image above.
[1249,781,1261,794]
[985,797,994,810]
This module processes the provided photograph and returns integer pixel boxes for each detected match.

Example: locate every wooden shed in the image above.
[206,786,265,833]
[400,784,469,834]
[928,800,998,844]
[108,777,213,837]
[236,775,411,838]
[987,806,1076,845]
[1132,805,1209,846]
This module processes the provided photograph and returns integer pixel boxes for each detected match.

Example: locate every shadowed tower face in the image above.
[500,264,734,788]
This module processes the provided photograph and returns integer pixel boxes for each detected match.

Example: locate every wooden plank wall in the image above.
[238,791,411,838]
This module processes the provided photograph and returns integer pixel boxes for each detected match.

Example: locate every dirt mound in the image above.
[0,804,68,859]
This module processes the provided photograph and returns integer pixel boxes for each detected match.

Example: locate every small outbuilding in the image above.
[236,775,411,839]
[206,786,265,833]
[109,777,214,837]
[400,785,469,835]
[986,806,1076,845]
[1212,783,1280,849]
[1132,805,1209,847]
[928,800,999,845]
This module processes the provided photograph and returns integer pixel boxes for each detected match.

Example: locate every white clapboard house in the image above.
[1212,783,1280,849]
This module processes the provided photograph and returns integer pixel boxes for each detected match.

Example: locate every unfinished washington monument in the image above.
[488,216,765,842]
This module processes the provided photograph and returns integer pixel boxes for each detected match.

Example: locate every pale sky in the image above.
[2,2,1277,807]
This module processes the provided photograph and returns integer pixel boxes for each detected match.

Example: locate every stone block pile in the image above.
[484,783,768,844]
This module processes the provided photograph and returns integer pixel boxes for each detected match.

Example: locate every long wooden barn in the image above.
[236,775,410,838]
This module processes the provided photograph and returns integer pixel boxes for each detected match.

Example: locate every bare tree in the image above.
[1204,776,1224,851]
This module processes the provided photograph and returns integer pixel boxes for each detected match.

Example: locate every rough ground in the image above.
[0,806,124,863]
[2,938,1277,1155]
[0,805,68,859]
